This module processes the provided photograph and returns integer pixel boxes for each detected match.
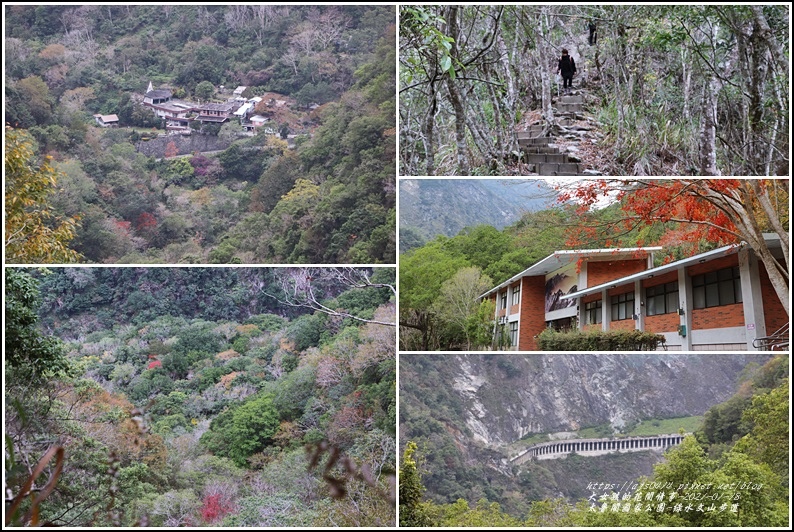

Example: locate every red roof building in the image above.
[480,235,787,351]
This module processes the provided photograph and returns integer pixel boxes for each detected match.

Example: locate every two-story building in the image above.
[193,102,240,125]
[480,235,787,351]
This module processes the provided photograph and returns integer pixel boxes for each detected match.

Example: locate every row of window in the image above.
[584,267,742,324]
[499,286,521,309]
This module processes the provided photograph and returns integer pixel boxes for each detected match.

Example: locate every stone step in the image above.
[558,162,582,173]
[518,137,552,147]
[557,103,583,113]
[560,95,584,104]
[527,153,568,164]
[522,146,560,154]
[538,162,582,175]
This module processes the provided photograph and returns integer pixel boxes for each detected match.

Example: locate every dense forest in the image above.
[5,5,395,264]
[5,267,396,526]
[399,354,789,527]
[399,5,789,176]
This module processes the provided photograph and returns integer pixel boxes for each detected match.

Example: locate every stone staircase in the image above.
[517,93,588,176]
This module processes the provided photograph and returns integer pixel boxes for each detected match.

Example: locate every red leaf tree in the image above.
[558,179,789,317]
[164,141,178,159]
[135,212,157,232]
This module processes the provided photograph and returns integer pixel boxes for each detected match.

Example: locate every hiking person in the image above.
[556,49,576,91]
[588,21,597,46]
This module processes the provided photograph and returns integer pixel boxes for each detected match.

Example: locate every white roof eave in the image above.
[478,247,662,300]
[560,243,745,300]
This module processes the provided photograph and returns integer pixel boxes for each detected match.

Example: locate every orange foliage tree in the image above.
[558,179,789,317]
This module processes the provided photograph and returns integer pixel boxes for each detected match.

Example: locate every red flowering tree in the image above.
[147,359,162,370]
[200,494,233,523]
[135,212,157,232]
[558,179,789,317]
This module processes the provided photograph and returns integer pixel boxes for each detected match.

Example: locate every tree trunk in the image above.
[444,7,470,175]
[537,7,554,129]
[698,76,720,176]
[681,49,691,120]
[423,81,438,175]
[698,22,720,176]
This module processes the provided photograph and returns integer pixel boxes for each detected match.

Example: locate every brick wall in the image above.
[642,271,680,334]
[610,319,636,331]
[760,261,788,334]
[586,259,647,288]
[518,276,547,350]
[643,271,678,289]
[692,304,745,330]
[646,313,679,333]
[685,254,738,276]
[687,254,744,331]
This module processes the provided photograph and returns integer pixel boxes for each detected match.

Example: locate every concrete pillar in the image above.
[602,288,610,332]
[739,247,766,349]
[679,267,693,350]
[634,280,644,331]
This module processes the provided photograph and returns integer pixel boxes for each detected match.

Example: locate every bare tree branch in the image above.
[261,268,396,327]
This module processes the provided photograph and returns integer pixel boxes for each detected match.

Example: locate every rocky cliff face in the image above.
[398,179,552,243]
[404,353,769,448]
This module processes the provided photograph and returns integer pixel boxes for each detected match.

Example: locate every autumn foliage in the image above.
[200,494,233,523]
[164,141,178,159]
[558,179,787,253]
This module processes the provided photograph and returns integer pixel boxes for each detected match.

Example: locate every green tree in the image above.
[228,394,280,466]
[399,441,434,527]
[435,498,522,527]
[5,269,71,383]
[5,127,82,263]
[194,80,215,102]
[431,266,493,349]
[733,378,789,479]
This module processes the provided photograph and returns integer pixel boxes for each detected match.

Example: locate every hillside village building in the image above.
[480,235,788,351]
[139,82,273,134]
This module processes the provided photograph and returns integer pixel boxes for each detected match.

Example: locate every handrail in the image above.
[752,323,789,350]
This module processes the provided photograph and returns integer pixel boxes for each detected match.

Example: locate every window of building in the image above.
[511,285,521,306]
[611,292,635,321]
[509,321,518,347]
[584,300,602,325]
[692,266,742,309]
[646,281,679,316]
[500,290,508,309]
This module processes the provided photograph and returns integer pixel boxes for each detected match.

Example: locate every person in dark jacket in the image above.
[556,49,576,90]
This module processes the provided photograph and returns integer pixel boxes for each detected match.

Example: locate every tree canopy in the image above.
[5,127,81,263]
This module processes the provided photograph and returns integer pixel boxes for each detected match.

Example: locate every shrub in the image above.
[536,328,666,351]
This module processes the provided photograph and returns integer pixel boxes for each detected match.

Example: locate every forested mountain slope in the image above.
[399,5,789,176]
[5,5,395,264]
[399,353,783,523]
[399,179,553,252]
[6,268,396,526]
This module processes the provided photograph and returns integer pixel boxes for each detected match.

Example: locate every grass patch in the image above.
[517,432,550,445]
[623,416,703,436]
